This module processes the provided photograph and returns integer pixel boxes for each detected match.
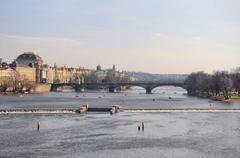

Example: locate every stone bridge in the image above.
[51,82,186,94]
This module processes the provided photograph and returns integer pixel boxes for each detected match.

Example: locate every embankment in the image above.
[33,84,51,93]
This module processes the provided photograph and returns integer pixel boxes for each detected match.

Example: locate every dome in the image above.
[16,52,43,62]
[96,65,102,71]
[16,51,44,68]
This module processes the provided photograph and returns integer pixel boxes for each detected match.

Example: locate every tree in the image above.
[184,71,233,99]
[184,72,212,97]
[212,71,232,99]
[230,72,240,96]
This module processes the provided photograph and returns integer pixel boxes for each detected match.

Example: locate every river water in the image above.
[1,86,240,157]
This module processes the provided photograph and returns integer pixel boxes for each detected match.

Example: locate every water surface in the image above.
[0,86,240,158]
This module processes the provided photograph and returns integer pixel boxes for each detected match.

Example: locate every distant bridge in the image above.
[51,81,186,94]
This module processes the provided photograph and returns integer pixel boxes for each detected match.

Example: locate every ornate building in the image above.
[94,65,131,83]
[47,66,92,84]
[16,52,43,83]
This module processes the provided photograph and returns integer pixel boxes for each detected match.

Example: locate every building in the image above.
[95,65,108,83]
[0,67,16,86]
[16,67,36,83]
[94,65,131,83]
[41,64,49,83]
[16,52,43,67]
[47,66,92,84]
[15,52,92,84]
[16,52,43,83]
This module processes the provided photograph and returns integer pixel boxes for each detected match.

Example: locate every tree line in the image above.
[184,68,240,100]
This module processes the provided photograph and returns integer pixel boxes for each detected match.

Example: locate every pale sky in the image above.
[0,0,240,74]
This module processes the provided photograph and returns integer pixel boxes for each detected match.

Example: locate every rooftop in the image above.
[16,51,43,62]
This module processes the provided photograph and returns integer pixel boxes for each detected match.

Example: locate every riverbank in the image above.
[0,84,51,95]
[196,94,240,104]
[223,99,240,104]
[212,95,240,104]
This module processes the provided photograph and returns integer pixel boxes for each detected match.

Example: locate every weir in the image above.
[1,108,240,114]
[0,107,114,114]
[124,108,240,113]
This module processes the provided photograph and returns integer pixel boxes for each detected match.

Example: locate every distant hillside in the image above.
[128,72,188,83]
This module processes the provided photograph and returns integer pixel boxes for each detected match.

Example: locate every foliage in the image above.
[185,71,236,100]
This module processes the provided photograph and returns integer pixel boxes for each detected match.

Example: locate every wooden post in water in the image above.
[138,125,141,131]
[37,121,40,131]
[141,122,144,131]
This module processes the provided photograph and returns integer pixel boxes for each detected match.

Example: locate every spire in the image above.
[112,64,116,71]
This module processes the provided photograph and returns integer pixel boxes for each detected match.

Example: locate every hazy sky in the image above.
[0,0,240,74]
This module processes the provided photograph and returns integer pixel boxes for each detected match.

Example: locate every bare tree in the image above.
[185,70,234,100]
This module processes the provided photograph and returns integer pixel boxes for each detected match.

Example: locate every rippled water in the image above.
[1,113,240,158]
[0,87,240,157]
[0,86,238,109]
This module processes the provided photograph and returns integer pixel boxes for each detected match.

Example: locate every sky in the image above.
[0,0,240,74]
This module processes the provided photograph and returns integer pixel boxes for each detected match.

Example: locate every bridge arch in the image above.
[108,85,154,94]
[131,84,187,94]
[51,83,84,92]
[118,85,146,93]
[151,85,187,94]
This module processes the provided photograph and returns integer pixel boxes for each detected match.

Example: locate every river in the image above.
[0,86,240,157]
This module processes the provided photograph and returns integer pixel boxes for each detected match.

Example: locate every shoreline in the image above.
[225,98,240,103]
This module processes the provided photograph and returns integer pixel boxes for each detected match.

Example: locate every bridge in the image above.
[51,81,186,94]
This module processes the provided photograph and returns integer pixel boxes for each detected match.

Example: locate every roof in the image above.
[16,51,43,62]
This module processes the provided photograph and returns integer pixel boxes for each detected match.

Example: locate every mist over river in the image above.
[1,86,240,158]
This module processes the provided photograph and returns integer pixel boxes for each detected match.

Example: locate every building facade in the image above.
[1,52,130,88]
[0,67,16,85]
[13,51,92,84]
[16,52,43,83]
[94,65,132,83]
[47,66,92,84]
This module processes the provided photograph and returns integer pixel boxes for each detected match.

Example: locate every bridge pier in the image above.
[146,87,152,94]
[109,87,115,93]
[75,88,84,92]
[75,85,85,92]
[50,85,58,92]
